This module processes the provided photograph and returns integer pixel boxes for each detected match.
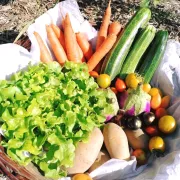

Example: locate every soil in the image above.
[0,0,179,45]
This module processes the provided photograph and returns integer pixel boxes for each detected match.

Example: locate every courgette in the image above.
[101,8,151,80]
[119,25,156,79]
[138,30,168,83]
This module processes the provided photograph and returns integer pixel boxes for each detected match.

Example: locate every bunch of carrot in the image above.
[33,0,121,73]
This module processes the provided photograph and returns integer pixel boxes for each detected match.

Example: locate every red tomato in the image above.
[115,78,126,92]
[132,149,147,165]
[144,125,159,137]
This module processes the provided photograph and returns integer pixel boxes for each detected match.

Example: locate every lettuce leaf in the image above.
[0,61,116,179]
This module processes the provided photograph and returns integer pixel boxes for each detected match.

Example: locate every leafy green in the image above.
[0,61,116,179]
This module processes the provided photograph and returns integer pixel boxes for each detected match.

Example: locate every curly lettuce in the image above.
[0,61,116,179]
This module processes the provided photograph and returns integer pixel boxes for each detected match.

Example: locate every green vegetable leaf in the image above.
[0,61,116,179]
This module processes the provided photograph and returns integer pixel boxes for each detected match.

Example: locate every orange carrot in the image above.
[63,14,81,63]
[50,24,66,51]
[76,32,93,60]
[33,31,53,63]
[87,34,117,72]
[89,71,99,78]
[77,43,86,62]
[108,21,122,36]
[46,25,67,65]
[96,0,111,50]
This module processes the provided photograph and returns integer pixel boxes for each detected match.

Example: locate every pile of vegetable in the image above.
[0,62,117,179]
[0,0,177,179]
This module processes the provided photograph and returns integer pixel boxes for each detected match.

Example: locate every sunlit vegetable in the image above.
[158,115,176,134]
[97,74,111,88]
[149,136,165,152]
[118,84,151,116]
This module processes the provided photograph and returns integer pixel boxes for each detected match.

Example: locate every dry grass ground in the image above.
[0,0,179,44]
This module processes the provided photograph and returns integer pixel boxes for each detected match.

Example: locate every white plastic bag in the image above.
[0,1,180,180]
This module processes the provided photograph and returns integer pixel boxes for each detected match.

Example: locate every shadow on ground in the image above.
[0,30,18,44]
[0,0,13,6]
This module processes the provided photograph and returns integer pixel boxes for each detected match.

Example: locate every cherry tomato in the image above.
[89,71,99,78]
[149,136,165,152]
[72,173,92,180]
[160,95,170,109]
[148,88,159,97]
[132,149,147,165]
[144,125,159,137]
[110,87,118,94]
[158,115,176,134]
[115,78,126,92]
[125,73,142,89]
[155,107,167,119]
[97,74,111,88]
[142,83,151,93]
[150,93,162,110]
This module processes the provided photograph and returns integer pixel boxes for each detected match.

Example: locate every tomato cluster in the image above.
[90,71,177,166]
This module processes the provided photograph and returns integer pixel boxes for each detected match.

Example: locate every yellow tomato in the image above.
[149,136,165,152]
[148,88,160,97]
[142,83,151,93]
[97,74,111,88]
[125,73,142,89]
[72,173,92,180]
[158,115,176,134]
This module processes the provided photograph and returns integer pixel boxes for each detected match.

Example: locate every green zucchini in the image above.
[138,30,168,83]
[101,8,151,80]
[119,25,156,79]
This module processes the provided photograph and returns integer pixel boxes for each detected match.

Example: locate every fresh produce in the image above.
[142,83,151,93]
[124,129,149,149]
[76,32,94,60]
[64,14,81,63]
[67,128,103,175]
[150,93,162,109]
[158,115,176,134]
[33,31,53,63]
[87,33,117,72]
[51,24,66,51]
[101,7,151,80]
[125,73,143,89]
[72,173,92,180]
[115,78,126,92]
[132,149,147,165]
[148,87,160,97]
[138,30,169,83]
[125,116,142,130]
[155,107,167,119]
[88,149,110,173]
[149,136,165,153]
[97,74,111,88]
[89,71,99,78]
[46,25,67,65]
[96,0,111,50]
[103,123,130,160]
[119,24,156,79]
[0,62,116,179]
[160,95,170,108]
[142,112,155,126]
[119,84,151,116]
[144,125,159,137]
[108,21,122,36]
[77,44,86,62]
[110,87,118,94]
